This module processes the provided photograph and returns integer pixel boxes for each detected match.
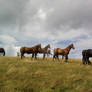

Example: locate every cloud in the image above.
[46,0,92,30]
[0,35,18,56]
[0,0,92,58]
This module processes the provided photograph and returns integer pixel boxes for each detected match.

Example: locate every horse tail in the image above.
[82,50,85,64]
[53,48,56,59]
[3,50,5,56]
[82,50,87,64]
[20,47,25,59]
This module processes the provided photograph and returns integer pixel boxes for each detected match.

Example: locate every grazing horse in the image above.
[53,44,75,62]
[0,48,5,56]
[39,44,51,59]
[20,44,41,59]
[82,49,92,65]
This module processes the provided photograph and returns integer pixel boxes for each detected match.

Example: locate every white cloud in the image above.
[0,35,17,45]
[0,35,18,56]
[76,38,92,49]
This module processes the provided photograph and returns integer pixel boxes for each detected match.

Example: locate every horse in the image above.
[20,44,41,59]
[46,49,52,57]
[0,48,5,56]
[53,44,75,62]
[82,49,92,65]
[38,44,51,59]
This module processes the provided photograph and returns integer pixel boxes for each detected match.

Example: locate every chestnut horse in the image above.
[39,44,51,59]
[20,44,41,59]
[53,44,75,62]
[0,48,5,56]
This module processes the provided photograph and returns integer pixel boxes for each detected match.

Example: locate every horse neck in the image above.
[44,46,49,50]
[65,46,72,52]
[34,45,40,49]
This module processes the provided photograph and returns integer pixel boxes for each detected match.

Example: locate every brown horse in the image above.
[0,48,5,56]
[20,44,41,59]
[53,44,75,62]
[38,44,51,59]
[46,49,52,57]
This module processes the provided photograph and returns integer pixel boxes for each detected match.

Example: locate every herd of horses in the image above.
[0,43,92,65]
[20,43,76,63]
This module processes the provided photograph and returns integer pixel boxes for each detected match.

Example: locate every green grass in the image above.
[0,56,92,92]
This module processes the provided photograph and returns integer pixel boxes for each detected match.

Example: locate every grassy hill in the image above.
[0,56,92,92]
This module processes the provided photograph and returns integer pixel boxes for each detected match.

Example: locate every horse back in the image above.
[87,49,92,57]
[82,49,92,57]
[0,48,5,52]
[20,47,31,53]
[54,48,65,55]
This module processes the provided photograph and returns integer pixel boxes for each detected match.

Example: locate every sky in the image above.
[0,0,92,58]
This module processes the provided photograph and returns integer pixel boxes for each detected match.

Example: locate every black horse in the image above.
[0,48,5,56]
[82,49,92,65]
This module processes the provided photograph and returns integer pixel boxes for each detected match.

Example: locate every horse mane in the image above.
[44,44,50,49]
[66,44,73,49]
[38,44,50,53]
[33,44,41,47]
[30,44,41,49]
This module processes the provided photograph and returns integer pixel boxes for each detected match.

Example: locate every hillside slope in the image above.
[0,57,92,92]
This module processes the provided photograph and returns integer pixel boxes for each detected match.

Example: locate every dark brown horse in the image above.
[82,49,92,65]
[38,44,51,59]
[0,48,5,56]
[53,44,75,62]
[20,44,41,59]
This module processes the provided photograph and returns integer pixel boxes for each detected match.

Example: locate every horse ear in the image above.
[71,43,73,45]
[40,44,41,46]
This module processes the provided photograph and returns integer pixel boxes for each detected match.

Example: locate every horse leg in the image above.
[32,53,34,58]
[53,54,57,60]
[82,55,86,64]
[82,57,85,64]
[20,53,22,59]
[62,55,64,60]
[43,53,45,59]
[35,53,37,59]
[21,53,23,59]
[65,55,68,62]
[85,57,88,64]
[56,55,59,61]
[47,54,49,57]
[53,54,55,60]
[88,60,91,65]
[23,54,25,58]
[87,57,91,65]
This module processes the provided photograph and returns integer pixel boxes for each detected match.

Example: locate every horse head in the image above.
[70,44,75,49]
[47,44,51,49]
[36,44,41,51]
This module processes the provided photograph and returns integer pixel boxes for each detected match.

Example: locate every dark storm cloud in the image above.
[0,0,28,27]
[46,0,92,30]
[0,0,92,57]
